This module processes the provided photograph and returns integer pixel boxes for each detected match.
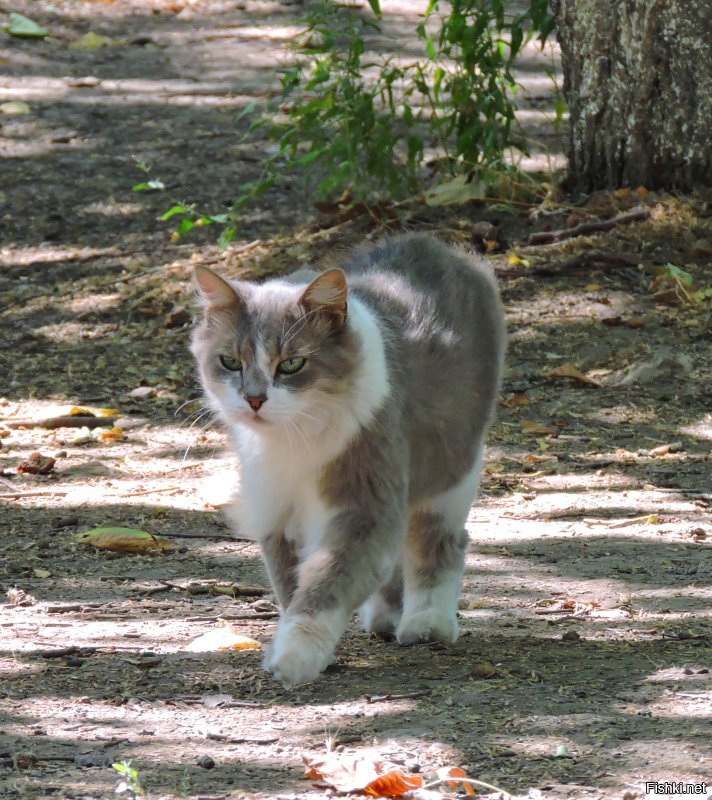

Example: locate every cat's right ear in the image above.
[194,265,243,315]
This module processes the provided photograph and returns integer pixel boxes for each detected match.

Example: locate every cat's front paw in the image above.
[396,610,458,645]
[263,612,342,687]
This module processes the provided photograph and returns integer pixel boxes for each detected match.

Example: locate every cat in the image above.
[191,233,505,687]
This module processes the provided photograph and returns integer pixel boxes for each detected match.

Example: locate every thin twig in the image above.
[526,206,650,246]
[365,690,430,703]
[423,775,512,798]
[0,490,69,499]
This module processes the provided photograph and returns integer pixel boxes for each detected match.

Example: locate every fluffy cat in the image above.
[191,234,505,686]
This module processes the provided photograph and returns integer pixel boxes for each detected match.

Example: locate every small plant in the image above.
[145,1,554,243]
[113,759,144,798]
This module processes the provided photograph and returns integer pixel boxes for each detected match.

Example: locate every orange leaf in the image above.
[303,751,423,797]
[502,392,529,408]
[520,420,558,436]
[364,771,424,797]
[437,766,476,796]
[546,363,600,387]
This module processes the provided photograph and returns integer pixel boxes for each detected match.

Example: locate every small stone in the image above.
[128,386,157,399]
[561,630,581,642]
[197,755,216,769]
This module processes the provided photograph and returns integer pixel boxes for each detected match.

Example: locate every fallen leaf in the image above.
[502,392,529,408]
[17,452,56,475]
[470,662,500,679]
[649,442,683,457]
[33,568,52,579]
[520,420,558,436]
[437,767,476,796]
[1,101,31,115]
[185,620,261,653]
[507,254,525,266]
[303,750,424,797]
[424,175,485,207]
[546,363,600,387]
[75,526,173,554]
[4,12,49,38]
[69,31,117,49]
[98,427,126,442]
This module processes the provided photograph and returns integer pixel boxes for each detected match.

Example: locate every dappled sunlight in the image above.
[0,245,118,268]
[679,414,712,441]
[81,201,144,218]
[35,320,118,343]
[0,656,43,676]
[1,75,257,106]
[1,0,709,796]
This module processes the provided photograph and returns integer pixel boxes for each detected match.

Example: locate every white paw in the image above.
[396,610,458,645]
[263,612,342,687]
[359,595,401,637]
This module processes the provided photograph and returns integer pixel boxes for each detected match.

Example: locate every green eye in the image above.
[219,354,242,371]
[277,356,306,375]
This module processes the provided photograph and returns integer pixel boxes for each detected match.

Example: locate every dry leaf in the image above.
[470,662,500,679]
[502,392,529,408]
[649,442,682,457]
[1,101,32,115]
[69,31,117,49]
[303,750,424,797]
[33,568,52,579]
[520,420,558,436]
[17,452,56,475]
[546,363,600,386]
[98,426,126,442]
[69,406,94,416]
[185,620,261,653]
[75,526,173,554]
[437,767,476,796]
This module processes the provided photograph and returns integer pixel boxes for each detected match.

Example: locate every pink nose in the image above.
[246,395,266,412]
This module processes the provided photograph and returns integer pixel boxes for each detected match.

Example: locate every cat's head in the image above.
[191,265,360,433]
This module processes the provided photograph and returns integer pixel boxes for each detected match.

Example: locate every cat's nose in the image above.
[246,394,267,412]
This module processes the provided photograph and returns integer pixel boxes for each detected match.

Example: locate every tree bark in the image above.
[552,0,712,193]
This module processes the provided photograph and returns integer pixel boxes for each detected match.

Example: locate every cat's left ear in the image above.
[299,268,348,326]
[194,265,243,314]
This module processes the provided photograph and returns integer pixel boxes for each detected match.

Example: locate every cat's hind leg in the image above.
[396,456,481,645]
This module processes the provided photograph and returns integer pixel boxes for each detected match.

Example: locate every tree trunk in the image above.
[552,0,712,193]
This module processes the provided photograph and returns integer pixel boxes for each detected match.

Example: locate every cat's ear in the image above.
[194,265,243,314]
[299,268,348,326]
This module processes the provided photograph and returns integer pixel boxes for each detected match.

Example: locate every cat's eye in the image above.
[219,354,243,372]
[277,356,306,375]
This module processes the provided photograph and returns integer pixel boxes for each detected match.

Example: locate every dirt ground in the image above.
[1,2,710,799]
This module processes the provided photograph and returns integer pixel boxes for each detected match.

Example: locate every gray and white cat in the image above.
[191,234,505,686]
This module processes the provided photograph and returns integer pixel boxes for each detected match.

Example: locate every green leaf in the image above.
[365,0,381,19]
[132,180,165,192]
[4,12,48,39]
[235,101,257,122]
[218,226,237,249]
[653,263,694,287]
[160,204,187,221]
[207,213,229,224]
[177,218,195,235]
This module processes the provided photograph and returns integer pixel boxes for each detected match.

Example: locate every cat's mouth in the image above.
[243,411,270,425]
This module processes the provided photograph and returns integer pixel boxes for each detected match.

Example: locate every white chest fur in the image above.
[224,295,389,545]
